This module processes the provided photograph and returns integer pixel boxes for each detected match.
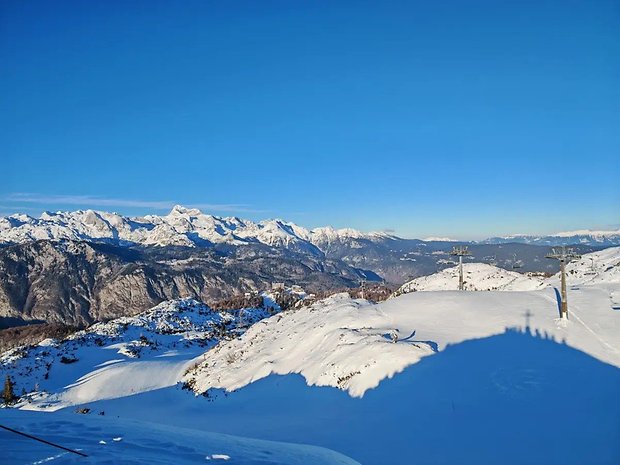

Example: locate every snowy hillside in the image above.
[184,284,620,398]
[3,249,618,406]
[2,249,619,464]
[0,205,391,251]
[560,246,620,285]
[394,247,620,295]
[76,275,619,465]
[394,262,545,294]
[1,298,276,408]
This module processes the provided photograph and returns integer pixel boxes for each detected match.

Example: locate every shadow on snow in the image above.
[68,327,620,465]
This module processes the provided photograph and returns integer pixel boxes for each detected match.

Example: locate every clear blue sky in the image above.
[1,0,618,239]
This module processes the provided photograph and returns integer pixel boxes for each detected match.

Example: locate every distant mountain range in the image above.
[2,206,618,249]
[482,230,620,247]
[0,205,395,252]
[0,207,615,327]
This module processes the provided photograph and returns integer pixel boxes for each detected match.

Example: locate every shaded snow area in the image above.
[0,409,359,465]
[1,298,275,410]
[185,286,620,397]
[48,322,620,465]
[2,248,619,464]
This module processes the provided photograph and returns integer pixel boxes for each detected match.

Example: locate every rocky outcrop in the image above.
[0,240,364,327]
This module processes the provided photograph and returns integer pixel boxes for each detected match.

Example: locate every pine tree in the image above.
[3,375,16,405]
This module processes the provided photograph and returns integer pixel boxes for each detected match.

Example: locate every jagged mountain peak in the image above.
[167,204,205,217]
[0,207,379,252]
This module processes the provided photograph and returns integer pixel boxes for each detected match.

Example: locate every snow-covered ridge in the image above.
[558,246,620,285]
[183,248,620,398]
[498,229,620,239]
[185,293,437,398]
[553,229,620,238]
[394,247,620,295]
[0,205,394,250]
[422,236,457,242]
[484,229,620,246]
[185,285,620,399]
[394,263,546,294]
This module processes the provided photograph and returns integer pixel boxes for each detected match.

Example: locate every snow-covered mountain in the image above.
[560,246,620,285]
[483,229,620,246]
[393,262,546,294]
[0,206,391,253]
[2,207,617,259]
[393,247,620,296]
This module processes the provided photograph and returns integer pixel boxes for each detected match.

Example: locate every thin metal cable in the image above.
[0,424,88,457]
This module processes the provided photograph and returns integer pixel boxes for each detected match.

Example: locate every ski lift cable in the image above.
[0,424,88,457]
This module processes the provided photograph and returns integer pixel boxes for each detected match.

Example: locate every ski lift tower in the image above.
[546,246,581,319]
[450,245,472,291]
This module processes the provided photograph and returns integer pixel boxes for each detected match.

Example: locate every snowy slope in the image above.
[2,250,619,464]
[89,330,619,465]
[4,250,618,408]
[0,205,390,251]
[49,284,619,465]
[183,249,619,398]
[394,247,620,295]
[556,246,620,285]
[1,298,276,409]
[0,409,359,465]
[185,284,620,398]
[394,262,545,294]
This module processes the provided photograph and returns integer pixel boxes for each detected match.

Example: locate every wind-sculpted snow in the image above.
[186,294,437,397]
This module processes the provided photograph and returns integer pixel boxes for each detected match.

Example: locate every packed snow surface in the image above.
[0,409,359,465]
